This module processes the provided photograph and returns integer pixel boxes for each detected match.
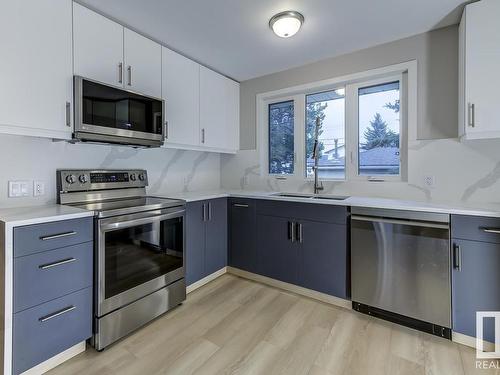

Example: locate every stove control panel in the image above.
[57,169,148,193]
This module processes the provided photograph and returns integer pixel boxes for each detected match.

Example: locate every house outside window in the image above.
[262,62,413,183]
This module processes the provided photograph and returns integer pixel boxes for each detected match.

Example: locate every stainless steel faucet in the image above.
[312,116,324,194]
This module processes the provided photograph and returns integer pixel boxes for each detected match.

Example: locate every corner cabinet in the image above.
[200,66,240,152]
[162,48,240,154]
[229,199,349,299]
[0,0,73,140]
[73,3,162,98]
[459,0,500,140]
[186,199,228,286]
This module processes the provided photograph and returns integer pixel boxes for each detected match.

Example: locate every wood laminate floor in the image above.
[49,274,496,375]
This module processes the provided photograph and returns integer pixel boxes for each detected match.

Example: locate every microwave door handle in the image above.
[101,212,184,231]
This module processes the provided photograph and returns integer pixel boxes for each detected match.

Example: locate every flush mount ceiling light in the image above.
[269,11,304,38]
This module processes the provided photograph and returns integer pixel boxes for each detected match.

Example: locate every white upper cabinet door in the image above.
[73,3,124,88]
[225,79,240,152]
[0,0,73,139]
[200,66,230,150]
[461,0,500,139]
[124,29,162,98]
[162,48,200,146]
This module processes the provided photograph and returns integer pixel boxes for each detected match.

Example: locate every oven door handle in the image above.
[100,211,184,231]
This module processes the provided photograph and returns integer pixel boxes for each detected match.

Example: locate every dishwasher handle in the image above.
[351,215,449,230]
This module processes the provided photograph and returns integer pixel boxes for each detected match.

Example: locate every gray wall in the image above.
[239,25,458,150]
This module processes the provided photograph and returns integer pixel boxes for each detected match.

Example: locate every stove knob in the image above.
[138,173,146,181]
[130,173,137,181]
[65,174,76,184]
[79,174,88,184]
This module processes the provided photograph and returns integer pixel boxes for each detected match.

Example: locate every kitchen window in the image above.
[262,63,413,182]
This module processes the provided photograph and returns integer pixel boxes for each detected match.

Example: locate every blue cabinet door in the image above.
[257,215,298,285]
[452,238,500,343]
[229,199,257,273]
[205,198,228,276]
[299,221,348,298]
[186,201,206,285]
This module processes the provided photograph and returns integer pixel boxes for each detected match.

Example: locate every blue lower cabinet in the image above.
[299,221,348,298]
[257,215,299,285]
[186,201,206,285]
[229,199,257,273]
[14,242,93,313]
[452,238,500,343]
[13,287,92,374]
[186,198,228,286]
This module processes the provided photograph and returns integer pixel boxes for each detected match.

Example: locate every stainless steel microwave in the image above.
[73,76,164,147]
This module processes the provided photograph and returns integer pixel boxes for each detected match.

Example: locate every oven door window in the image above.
[104,217,183,299]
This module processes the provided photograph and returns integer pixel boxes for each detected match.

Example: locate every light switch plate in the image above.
[8,180,30,197]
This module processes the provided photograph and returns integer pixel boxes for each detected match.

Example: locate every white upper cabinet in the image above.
[124,29,162,98]
[73,3,124,88]
[0,0,73,139]
[73,4,162,98]
[459,0,500,140]
[162,48,200,146]
[200,66,240,152]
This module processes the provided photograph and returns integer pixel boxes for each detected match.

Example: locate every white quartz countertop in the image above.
[162,190,500,218]
[0,205,94,227]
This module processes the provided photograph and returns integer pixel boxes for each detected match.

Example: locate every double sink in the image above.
[272,192,349,201]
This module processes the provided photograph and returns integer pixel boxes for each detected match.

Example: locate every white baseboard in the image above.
[186,267,228,294]
[452,331,495,351]
[21,341,86,375]
[227,267,352,310]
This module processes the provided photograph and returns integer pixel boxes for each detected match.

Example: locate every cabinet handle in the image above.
[208,202,212,221]
[201,128,205,144]
[202,204,207,222]
[468,103,475,127]
[288,221,295,243]
[296,222,303,243]
[127,66,132,86]
[39,257,76,270]
[482,228,500,234]
[453,243,461,271]
[233,204,249,208]
[118,62,123,84]
[39,231,76,241]
[39,305,76,322]
[65,102,71,127]
[165,121,169,140]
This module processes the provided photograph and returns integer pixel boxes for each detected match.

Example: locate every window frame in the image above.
[256,61,416,183]
[346,74,405,182]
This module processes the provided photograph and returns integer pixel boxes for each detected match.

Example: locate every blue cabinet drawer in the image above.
[14,217,93,257]
[256,199,347,225]
[14,242,93,313]
[452,215,500,244]
[13,287,92,375]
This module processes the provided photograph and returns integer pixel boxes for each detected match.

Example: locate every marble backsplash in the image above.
[0,134,221,208]
[220,137,500,205]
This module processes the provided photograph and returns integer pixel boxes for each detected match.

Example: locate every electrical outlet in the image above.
[8,180,30,197]
[423,175,435,188]
[33,181,45,197]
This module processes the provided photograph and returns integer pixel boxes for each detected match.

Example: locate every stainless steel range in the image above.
[57,169,186,350]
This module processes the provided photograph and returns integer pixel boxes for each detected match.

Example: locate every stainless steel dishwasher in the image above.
[350,207,451,339]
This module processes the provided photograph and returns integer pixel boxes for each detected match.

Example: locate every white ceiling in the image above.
[78,0,466,81]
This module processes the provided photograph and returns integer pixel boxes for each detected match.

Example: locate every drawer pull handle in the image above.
[39,258,76,270]
[39,305,76,322]
[233,204,249,208]
[39,231,77,241]
[482,228,500,234]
